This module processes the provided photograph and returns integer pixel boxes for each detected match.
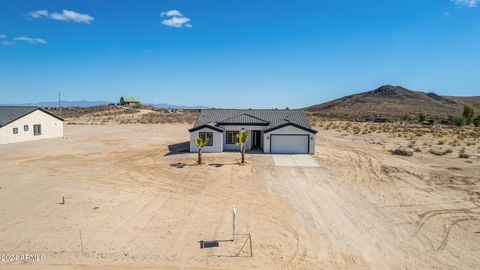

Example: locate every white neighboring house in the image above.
[0,106,64,145]
[189,109,317,154]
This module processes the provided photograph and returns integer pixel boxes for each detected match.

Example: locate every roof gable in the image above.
[219,113,269,125]
[192,109,316,133]
[0,106,64,127]
[188,124,224,133]
[264,121,317,134]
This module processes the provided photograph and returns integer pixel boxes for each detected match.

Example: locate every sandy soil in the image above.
[0,124,479,269]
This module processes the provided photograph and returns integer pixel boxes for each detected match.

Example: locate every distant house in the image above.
[0,106,64,145]
[120,96,141,106]
[189,109,317,154]
[168,108,183,113]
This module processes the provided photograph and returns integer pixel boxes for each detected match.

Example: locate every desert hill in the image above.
[307,85,480,118]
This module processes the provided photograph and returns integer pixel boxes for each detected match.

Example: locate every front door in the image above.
[252,131,262,148]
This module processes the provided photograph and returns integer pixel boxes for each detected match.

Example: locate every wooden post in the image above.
[249,233,253,257]
[61,196,65,205]
[232,206,237,241]
[79,230,84,253]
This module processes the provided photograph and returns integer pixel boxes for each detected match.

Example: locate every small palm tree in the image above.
[236,131,249,164]
[194,137,209,164]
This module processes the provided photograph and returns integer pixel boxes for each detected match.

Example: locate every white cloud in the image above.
[161,10,183,17]
[452,0,478,7]
[28,9,94,24]
[161,10,192,28]
[50,10,94,24]
[29,10,49,18]
[0,34,47,46]
[1,40,15,46]
[13,36,47,44]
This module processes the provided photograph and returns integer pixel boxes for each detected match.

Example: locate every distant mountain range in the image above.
[1,100,209,109]
[307,85,480,118]
[4,85,479,118]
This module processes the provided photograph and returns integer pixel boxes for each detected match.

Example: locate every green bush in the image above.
[419,113,427,122]
[463,105,474,125]
[453,116,466,127]
[474,115,480,127]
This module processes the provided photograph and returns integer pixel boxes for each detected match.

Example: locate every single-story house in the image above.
[120,96,141,106]
[0,106,64,145]
[189,109,317,154]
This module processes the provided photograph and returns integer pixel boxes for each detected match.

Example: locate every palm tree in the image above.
[236,131,249,164]
[194,137,209,164]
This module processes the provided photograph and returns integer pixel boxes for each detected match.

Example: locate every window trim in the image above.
[33,124,42,136]
[13,127,18,134]
[199,132,213,146]
[226,131,239,144]
[24,125,29,131]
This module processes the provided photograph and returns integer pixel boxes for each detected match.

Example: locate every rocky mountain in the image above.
[307,85,480,118]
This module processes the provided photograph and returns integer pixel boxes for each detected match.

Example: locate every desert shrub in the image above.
[474,115,480,127]
[458,148,470,158]
[463,105,475,125]
[391,147,414,156]
[419,113,427,122]
[453,116,466,127]
[449,139,460,146]
[353,126,361,134]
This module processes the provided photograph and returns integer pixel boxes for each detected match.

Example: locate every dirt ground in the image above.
[1,124,479,269]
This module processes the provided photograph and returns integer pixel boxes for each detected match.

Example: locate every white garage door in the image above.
[270,135,309,154]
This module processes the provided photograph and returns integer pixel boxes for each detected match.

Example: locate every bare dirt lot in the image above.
[1,124,479,269]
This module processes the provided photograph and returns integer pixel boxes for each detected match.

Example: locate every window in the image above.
[226,131,239,144]
[13,128,18,134]
[24,125,29,131]
[199,132,213,146]
[33,124,42,136]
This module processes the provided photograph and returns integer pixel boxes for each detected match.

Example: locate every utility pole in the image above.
[58,92,62,117]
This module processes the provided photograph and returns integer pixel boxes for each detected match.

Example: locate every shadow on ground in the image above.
[165,141,190,156]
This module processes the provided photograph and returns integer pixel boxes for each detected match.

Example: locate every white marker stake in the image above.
[232,206,237,241]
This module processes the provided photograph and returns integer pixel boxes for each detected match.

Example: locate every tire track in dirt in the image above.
[437,217,480,251]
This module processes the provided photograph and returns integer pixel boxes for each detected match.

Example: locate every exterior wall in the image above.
[0,110,64,145]
[122,102,140,107]
[218,125,265,151]
[263,125,315,154]
[189,127,223,153]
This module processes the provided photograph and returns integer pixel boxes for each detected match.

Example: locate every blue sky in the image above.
[1,0,479,108]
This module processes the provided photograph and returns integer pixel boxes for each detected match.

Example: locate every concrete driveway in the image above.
[272,154,319,167]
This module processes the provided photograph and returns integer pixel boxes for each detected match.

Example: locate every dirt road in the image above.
[0,124,479,269]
